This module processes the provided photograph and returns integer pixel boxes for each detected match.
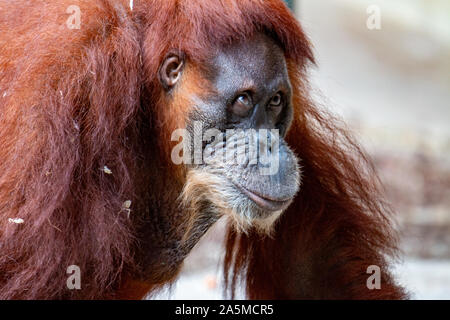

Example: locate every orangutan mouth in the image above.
[233,183,293,212]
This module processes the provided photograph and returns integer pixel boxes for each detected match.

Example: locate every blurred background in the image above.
[154,0,450,300]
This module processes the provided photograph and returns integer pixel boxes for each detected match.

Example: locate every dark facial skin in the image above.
[160,34,293,135]
[159,33,300,214]
[168,33,300,214]
[207,33,294,137]
[135,33,300,284]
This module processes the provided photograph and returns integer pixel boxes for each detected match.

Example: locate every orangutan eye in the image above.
[269,93,282,107]
[236,93,252,106]
[231,92,253,116]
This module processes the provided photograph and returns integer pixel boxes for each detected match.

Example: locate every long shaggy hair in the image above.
[0,0,405,299]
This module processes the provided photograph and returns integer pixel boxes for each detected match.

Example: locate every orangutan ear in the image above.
[159,52,185,91]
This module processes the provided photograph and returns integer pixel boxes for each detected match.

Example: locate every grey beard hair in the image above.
[180,167,284,239]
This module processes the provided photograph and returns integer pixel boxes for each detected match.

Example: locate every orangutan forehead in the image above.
[206,33,290,97]
[211,33,286,73]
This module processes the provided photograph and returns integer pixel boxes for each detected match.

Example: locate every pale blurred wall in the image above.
[293,0,450,256]
[294,0,450,156]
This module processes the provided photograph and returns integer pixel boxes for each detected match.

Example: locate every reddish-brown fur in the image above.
[0,0,406,299]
